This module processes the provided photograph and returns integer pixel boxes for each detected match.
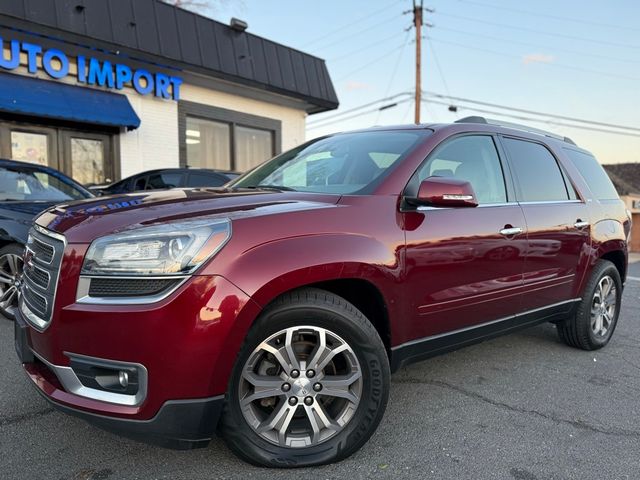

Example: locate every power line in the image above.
[426,39,453,105]
[334,43,408,82]
[434,10,640,50]
[328,32,403,63]
[434,25,640,67]
[455,0,640,33]
[423,99,640,138]
[308,13,403,53]
[307,91,412,126]
[428,37,640,83]
[375,30,412,123]
[307,97,413,130]
[424,92,640,133]
[301,0,405,48]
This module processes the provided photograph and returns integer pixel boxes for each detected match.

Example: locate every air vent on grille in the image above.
[88,278,181,297]
[20,226,64,330]
[30,237,55,263]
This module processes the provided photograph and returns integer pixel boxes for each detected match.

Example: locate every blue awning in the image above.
[0,73,141,130]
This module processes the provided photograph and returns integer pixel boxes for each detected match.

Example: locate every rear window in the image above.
[564,149,619,200]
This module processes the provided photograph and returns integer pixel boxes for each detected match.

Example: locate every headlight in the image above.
[81,218,231,276]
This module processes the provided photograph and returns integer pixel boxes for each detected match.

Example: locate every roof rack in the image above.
[455,116,576,145]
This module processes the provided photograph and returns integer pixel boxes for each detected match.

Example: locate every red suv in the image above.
[15,118,630,467]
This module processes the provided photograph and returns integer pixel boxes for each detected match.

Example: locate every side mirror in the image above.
[413,176,478,208]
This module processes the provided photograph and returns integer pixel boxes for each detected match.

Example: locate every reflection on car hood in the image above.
[35,188,341,243]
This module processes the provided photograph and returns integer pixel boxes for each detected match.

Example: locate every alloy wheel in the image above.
[239,325,363,448]
[590,275,617,338]
[0,252,23,318]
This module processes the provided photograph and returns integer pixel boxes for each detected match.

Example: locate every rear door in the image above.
[500,136,591,311]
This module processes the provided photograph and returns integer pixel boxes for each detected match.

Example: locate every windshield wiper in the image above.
[243,185,296,192]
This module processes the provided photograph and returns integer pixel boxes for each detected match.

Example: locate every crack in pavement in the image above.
[394,377,640,438]
[0,408,55,427]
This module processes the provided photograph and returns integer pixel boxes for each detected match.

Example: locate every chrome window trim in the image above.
[518,200,584,205]
[76,275,189,305]
[31,350,148,407]
[416,202,519,211]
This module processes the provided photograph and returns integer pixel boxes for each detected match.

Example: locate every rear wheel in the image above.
[557,260,622,350]
[0,243,24,320]
[220,288,390,468]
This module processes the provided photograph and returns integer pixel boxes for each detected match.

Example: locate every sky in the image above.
[208,0,640,164]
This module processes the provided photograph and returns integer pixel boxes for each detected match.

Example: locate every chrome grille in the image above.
[20,226,65,330]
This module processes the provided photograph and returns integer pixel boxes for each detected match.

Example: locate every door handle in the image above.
[499,226,523,237]
[574,220,590,229]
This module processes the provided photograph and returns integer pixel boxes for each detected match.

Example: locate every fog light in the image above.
[118,370,129,388]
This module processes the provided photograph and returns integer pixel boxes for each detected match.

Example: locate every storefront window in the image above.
[11,131,49,166]
[234,126,273,172]
[186,117,231,170]
[70,138,106,185]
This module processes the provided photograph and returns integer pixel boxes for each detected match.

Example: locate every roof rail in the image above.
[455,116,576,145]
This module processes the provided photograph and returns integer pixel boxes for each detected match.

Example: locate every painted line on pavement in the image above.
[628,276,640,282]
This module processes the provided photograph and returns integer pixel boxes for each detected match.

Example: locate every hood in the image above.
[35,188,340,243]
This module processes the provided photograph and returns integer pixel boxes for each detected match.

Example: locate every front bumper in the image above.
[15,273,261,448]
[16,310,223,449]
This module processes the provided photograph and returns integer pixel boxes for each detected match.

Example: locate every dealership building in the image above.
[0,0,338,186]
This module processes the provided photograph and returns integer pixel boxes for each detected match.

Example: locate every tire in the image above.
[219,288,390,468]
[0,243,24,321]
[557,260,622,350]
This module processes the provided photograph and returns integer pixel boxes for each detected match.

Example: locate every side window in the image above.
[133,176,147,191]
[146,173,184,190]
[416,135,507,204]
[502,138,569,202]
[564,148,619,200]
[187,173,228,187]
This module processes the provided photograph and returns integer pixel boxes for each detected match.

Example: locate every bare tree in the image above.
[161,0,240,15]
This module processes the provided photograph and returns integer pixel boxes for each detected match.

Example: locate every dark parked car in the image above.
[15,118,630,467]
[89,168,239,195]
[0,159,92,319]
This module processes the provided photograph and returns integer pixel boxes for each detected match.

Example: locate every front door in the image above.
[500,136,591,311]
[403,134,528,340]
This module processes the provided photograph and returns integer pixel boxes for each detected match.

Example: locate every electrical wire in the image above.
[434,25,640,67]
[328,31,405,63]
[301,0,405,49]
[307,91,412,126]
[375,30,412,123]
[423,99,640,138]
[454,0,640,33]
[434,10,640,50]
[424,92,640,133]
[427,37,640,83]
[307,97,414,130]
[334,43,410,82]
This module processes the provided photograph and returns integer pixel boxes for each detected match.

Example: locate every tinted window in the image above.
[564,149,619,200]
[232,131,429,194]
[0,167,87,201]
[133,176,147,191]
[416,135,507,204]
[503,138,569,202]
[146,173,184,190]
[187,173,228,188]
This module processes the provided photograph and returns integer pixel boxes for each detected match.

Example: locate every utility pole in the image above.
[413,0,423,124]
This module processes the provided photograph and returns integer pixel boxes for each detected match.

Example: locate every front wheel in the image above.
[557,259,622,350]
[220,288,390,468]
[0,243,24,320]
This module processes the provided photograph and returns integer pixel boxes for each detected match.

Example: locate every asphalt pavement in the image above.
[1,261,639,479]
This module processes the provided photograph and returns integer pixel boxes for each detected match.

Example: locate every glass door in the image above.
[61,131,113,186]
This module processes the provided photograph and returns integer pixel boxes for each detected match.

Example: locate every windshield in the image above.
[231,130,429,194]
[0,167,89,202]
